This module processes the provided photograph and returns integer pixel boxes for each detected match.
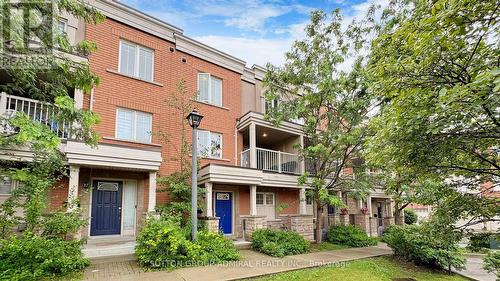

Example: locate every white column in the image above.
[74,89,84,109]
[148,171,157,212]
[250,185,257,216]
[205,182,213,217]
[67,165,79,211]
[299,188,307,215]
[0,92,7,116]
[367,196,372,216]
[358,198,363,209]
[299,135,305,173]
[249,123,257,168]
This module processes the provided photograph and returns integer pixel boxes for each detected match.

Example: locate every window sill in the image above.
[103,136,162,147]
[192,99,229,111]
[106,69,164,87]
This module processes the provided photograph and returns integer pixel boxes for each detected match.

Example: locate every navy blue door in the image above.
[215,192,232,235]
[91,181,122,236]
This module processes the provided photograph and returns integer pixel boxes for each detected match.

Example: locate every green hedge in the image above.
[404,209,418,225]
[327,225,377,247]
[383,225,465,271]
[251,229,309,257]
[136,217,240,269]
[0,233,89,281]
[467,232,499,252]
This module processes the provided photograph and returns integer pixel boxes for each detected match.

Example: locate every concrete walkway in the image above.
[83,244,392,281]
[454,257,497,281]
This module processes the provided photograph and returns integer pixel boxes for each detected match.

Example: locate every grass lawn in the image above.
[309,242,350,252]
[249,256,468,281]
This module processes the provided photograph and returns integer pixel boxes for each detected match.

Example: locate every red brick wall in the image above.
[277,189,298,215]
[85,19,242,205]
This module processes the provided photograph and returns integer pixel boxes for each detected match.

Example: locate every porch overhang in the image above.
[237,111,303,136]
[63,141,162,171]
[198,164,307,189]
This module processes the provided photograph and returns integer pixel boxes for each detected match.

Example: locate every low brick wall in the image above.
[200,216,220,233]
[354,214,370,234]
[241,215,266,241]
[339,214,349,226]
[369,217,379,237]
[328,214,340,226]
[266,219,285,230]
[280,214,314,241]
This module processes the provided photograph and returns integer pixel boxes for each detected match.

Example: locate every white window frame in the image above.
[58,19,67,35]
[197,130,223,159]
[0,177,18,195]
[118,40,155,82]
[256,192,275,206]
[197,73,223,107]
[115,108,152,143]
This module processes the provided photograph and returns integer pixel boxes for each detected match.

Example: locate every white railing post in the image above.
[0,92,7,116]
[278,151,282,173]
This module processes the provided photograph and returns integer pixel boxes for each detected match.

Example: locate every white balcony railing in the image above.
[0,93,70,139]
[240,149,250,168]
[240,148,300,174]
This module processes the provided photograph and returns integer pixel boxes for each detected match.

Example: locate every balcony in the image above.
[241,148,300,174]
[0,93,70,139]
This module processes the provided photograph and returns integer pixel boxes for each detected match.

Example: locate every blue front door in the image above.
[215,192,232,235]
[90,181,123,236]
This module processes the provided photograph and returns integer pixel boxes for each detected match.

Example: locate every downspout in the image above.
[234,117,241,166]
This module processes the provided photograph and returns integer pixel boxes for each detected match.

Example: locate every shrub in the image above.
[251,228,309,257]
[467,232,499,252]
[42,211,86,240]
[327,225,377,247]
[383,225,465,271]
[483,251,500,279]
[135,217,239,269]
[195,230,240,263]
[0,233,89,281]
[404,209,418,225]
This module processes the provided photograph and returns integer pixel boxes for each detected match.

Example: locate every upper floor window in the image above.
[264,97,279,114]
[116,108,152,143]
[197,130,222,159]
[119,40,154,82]
[58,20,67,35]
[197,73,222,107]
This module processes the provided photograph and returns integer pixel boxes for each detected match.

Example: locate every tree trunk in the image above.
[315,204,323,243]
[394,202,403,225]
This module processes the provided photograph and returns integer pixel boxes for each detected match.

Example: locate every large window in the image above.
[116,108,152,143]
[197,73,222,106]
[197,130,222,159]
[119,41,154,82]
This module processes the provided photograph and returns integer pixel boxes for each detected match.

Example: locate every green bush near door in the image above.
[251,228,310,257]
[327,225,378,247]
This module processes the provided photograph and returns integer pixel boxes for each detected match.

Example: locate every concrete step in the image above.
[233,240,252,250]
[83,241,136,258]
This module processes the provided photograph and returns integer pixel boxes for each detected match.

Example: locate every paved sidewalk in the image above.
[83,244,392,281]
[454,257,496,281]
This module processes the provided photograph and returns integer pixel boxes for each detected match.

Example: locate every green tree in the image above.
[0,0,103,236]
[263,10,374,242]
[365,0,499,230]
[404,208,417,225]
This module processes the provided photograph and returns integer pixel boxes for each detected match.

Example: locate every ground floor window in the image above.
[256,192,275,219]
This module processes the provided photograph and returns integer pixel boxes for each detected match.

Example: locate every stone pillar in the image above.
[205,182,213,217]
[339,214,349,226]
[242,215,266,241]
[355,214,370,235]
[67,165,79,211]
[285,215,314,241]
[299,188,307,215]
[250,185,257,216]
[148,171,157,212]
[201,216,219,233]
[249,123,257,168]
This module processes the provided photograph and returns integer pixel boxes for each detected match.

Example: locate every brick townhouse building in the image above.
[0,0,398,255]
